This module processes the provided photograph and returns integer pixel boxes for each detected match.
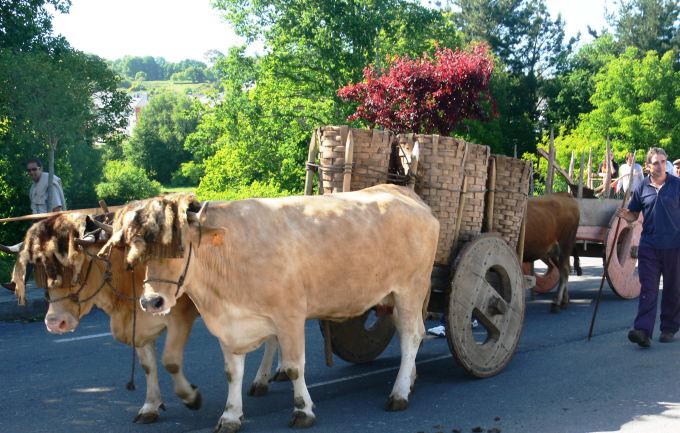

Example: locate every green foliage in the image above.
[124,91,203,183]
[171,161,204,186]
[577,48,680,155]
[109,55,214,82]
[95,160,161,205]
[608,0,679,54]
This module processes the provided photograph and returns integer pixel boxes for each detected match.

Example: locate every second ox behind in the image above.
[98,184,440,433]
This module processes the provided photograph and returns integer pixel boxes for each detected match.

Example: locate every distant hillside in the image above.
[124,80,216,96]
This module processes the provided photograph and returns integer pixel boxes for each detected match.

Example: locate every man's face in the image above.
[674,164,680,177]
[627,154,634,165]
[647,154,667,179]
[26,163,42,182]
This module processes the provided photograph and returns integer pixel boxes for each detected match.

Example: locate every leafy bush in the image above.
[196,180,291,201]
[95,160,161,205]
[338,43,495,135]
[171,161,204,186]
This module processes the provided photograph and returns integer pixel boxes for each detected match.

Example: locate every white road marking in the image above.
[307,354,451,389]
[53,332,111,343]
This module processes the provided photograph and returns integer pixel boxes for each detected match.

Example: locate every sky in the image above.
[51,0,613,63]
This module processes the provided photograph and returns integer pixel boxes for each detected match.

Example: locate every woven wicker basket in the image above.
[397,134,490,265]
[486,155,531,250]
[316,126,395,193]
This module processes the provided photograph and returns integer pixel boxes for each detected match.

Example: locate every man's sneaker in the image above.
[427,325,446,337]
[659,331,675,343]
[628,329,651,348]
[1,282,16,292]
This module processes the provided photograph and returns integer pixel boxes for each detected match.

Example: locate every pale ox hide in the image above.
[9,214,206,423]
[523,192,580,313]
[98,184,440,433]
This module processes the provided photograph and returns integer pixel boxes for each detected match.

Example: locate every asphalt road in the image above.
[2,257,680,433]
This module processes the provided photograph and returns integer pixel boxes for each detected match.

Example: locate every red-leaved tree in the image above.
[338,44,496,135]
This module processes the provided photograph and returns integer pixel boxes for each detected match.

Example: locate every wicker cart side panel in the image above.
[489,155,531,249]
[317,126,393,194]
[458,143,490,248]
[397,134,468,265]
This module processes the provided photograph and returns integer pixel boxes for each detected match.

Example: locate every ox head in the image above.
[97,193,206,315]
[7,213,112,334]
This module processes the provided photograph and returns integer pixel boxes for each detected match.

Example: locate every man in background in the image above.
[617,152,644,194]
[2,158,66,292]
[26,158,66,213]
[673,159,680,177]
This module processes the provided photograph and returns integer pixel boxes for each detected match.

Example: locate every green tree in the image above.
[95,160,161,205]
[451,0,573,153]
[608,0,679,53]
[124,91,203,184]
[0,0,71,52]
[579,48,680,154]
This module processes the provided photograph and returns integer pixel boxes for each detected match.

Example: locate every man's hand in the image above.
[616,208,638,223]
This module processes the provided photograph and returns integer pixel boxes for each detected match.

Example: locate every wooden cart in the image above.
[304,126,532,378]
[530,144,641,299]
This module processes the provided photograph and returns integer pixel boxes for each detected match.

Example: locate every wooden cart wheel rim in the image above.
[604,212,642,299]
[522,261,560,293]
[446,234,525,378]
[319,309,396,364]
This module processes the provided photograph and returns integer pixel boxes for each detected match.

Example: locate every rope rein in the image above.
[142,242,193,299]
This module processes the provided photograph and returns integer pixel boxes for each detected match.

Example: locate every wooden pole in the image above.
[578,153,585,199]
[408,141,420,191]
[545,128,555,194]
[342,130,355,192]
[603,137,612,198]
[568,150,575,181]
[484,157,497,232]
[0,205,126,224]
[587,148,593,189]
[304,129,319,196]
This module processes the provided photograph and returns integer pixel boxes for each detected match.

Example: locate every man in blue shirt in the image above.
[617,147,680,347]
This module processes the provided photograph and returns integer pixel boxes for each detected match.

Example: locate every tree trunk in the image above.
[47,140,56,212]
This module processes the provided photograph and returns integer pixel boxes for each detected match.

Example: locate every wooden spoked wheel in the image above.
[521,261,560,293]
[446,234,525,378]
[320,309,396,364]
[604,213,642,299]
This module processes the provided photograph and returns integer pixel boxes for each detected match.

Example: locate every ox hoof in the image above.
[385,395,409,411]
[214,419,241,433]
[248,382,269,397]
[133,403,165,423]
[550,303,561,314]
[272,370,290,382]
[288,410,315,428]
[133,412,159,424]
[184,386,202,410]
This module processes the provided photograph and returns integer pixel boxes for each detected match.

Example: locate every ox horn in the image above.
[187,201,209,224]
[0,242,23,254]
[74,233,97,247]
[91,218,113,234]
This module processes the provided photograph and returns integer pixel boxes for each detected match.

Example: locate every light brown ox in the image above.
[9,213,207,423]
[523,192,580,313]
[97,184,440,433]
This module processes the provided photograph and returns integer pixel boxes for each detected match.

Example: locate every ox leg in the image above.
[162,316,201,410]
[272,344,289,382]
[551,262,570,313]
[215,344,246,433]
[134,344,165,423]
[387,299,424,411]
[278,326,315,428]
[248,335,279,396]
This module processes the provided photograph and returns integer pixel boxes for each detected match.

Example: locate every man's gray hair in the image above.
[646,147,667,164]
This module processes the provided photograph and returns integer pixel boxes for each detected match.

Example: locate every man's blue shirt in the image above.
[628,174,680,249]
